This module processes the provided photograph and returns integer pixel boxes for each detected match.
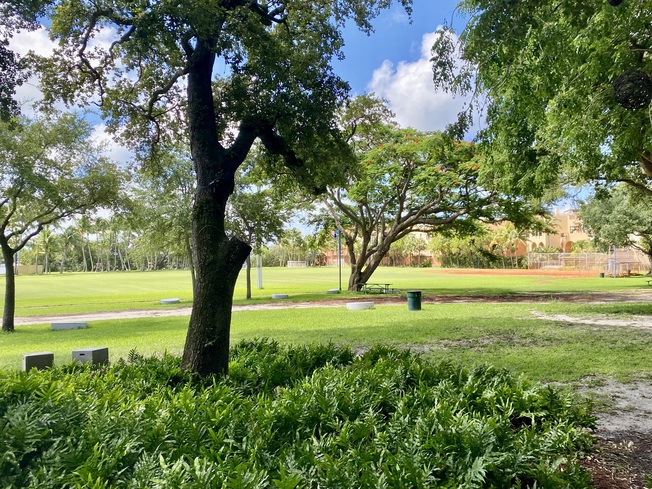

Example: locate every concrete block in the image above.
[346,301,375,310]
[272,294,289,299]
[160,298,180,304]
[22,352,54,371]
[72,347,109,365]
[51,322,87,331]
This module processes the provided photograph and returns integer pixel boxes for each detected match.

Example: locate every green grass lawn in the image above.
[2,268,651,381]
[3,298,652,383]
[1,266,648,316]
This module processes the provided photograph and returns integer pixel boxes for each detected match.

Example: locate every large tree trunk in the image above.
[1,240,16,332]
[181,213,249,375]
[180,39,251,375]
[347,247,389,291]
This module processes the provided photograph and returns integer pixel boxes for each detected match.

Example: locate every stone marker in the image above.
[346,302,375,311]
[160,298,180,304]
[72,347,109,366]
[51,322,87,331]
[22,352,54,371]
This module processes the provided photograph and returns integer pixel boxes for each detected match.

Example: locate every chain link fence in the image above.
[527,249,650,275]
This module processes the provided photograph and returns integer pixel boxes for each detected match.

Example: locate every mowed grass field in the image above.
[2,267,652,381]
[2,266,648,316]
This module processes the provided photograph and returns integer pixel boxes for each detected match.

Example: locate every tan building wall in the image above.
[525,209,591,253]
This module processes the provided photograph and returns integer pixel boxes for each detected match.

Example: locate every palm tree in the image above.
[38,228,59,274]
[76,215,95,272]
[59,226,81,272]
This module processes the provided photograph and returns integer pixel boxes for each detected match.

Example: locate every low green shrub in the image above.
[0,340,595,488]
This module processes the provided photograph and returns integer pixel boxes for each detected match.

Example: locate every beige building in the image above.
[525,209,591,253]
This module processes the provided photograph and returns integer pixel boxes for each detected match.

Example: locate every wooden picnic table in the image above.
[362,283,394,294]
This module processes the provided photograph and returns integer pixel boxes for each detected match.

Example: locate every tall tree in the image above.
[431,1,652,197]
[318,120,544,290]
[579,185,652,273]
[37,0,411,375]
[133,151,196,285]
[0,114,122,332]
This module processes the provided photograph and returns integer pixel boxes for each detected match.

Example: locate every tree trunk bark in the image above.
[181,197,250,375]
[87,241,94,271]
[1,240,16,332]
[347,248,388,291]
[81,239,87,272]
[180,39,251,375]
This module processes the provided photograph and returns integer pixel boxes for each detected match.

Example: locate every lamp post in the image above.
[334,229,342,291]
[256,254,263,289]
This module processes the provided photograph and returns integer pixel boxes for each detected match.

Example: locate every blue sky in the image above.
[336,0,463,93]
[333,0,470,132]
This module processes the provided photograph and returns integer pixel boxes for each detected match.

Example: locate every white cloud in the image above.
[10,26,55,57]
[367,30,469,132]
[9,27,56,114]
[91,123,134,165]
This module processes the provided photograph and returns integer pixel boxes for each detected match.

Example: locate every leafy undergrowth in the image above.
[0,340,596,488]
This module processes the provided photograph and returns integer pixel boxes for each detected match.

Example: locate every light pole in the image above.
[334,229,342,291]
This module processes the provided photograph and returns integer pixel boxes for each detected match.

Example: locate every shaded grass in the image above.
[3,301,652,383]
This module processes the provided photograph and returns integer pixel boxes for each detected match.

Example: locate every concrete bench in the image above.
[22,352,54,371]
[72,347,109,366]
[346,302,375,310]
[51,322,87,331]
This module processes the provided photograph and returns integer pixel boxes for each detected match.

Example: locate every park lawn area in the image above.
[3,300,652,383]
[1,267,649,316]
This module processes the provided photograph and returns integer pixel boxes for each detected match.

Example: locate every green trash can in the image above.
[407,290,422,311]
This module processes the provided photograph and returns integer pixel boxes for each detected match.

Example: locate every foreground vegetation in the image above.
[0,341,594,488]
[2,269,652,382]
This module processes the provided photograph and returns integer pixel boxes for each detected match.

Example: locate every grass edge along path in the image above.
[4,301,652,383]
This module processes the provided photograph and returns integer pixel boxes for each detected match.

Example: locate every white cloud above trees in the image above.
[367,30,469,132]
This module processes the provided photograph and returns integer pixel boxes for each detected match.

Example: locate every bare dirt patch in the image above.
[579,380,652,488]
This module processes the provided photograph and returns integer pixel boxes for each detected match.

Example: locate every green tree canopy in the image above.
[579,185,652,272]
[432,0,652,197]
[0,0,50,119]
[0,113,123,331]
